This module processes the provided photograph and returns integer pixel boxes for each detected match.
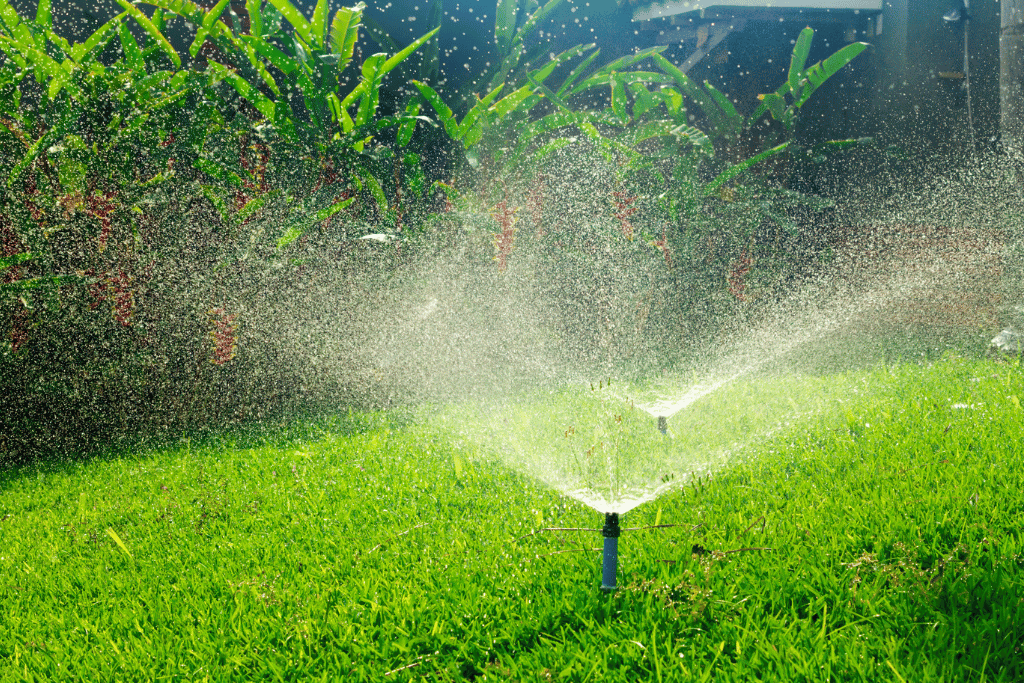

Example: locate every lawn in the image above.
[1,355,1022,681]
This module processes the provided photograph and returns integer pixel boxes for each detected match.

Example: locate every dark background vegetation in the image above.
[0,0,1013,464]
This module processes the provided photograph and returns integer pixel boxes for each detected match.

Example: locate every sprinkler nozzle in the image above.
[601,512,621,592]
[657,416,668,435]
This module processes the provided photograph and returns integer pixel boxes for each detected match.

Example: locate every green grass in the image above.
[1,356,1023,681]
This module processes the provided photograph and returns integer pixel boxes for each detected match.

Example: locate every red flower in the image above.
[652,228,672,268]
[527,174,547,236]
[10,307,28,353]
[86,191,117,252]
[727,251,753,301]
[209,307,238,365]
[109,270,134,326]
[611,191,638,240]
[85,269,135,326]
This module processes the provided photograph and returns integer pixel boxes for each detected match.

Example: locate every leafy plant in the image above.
[139,0,437,149]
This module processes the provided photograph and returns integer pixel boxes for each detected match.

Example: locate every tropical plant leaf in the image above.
[457,83,505,139]
[410,80,457,138]
[513,0,563,48]
[245,0,263,37]
[788,27,813,94]
[34,0,51,31]
[704,142,790,195]
[555,45,600,97]
[117,0,180,68]
[309,0,329,49]
[244,35,297,75]
[117,21,143,72]
[342,26,439,111]
[651,53,714,117]
[361,173,386,210]
[796,41,868,106]
[703,81,742,138]
[209,61,276,120]
[7,101,72,186]
[0,252,33,269]
[610,72,628,124]
[494,0,518,55]
[397,99,422,147]
[567,45,666,96]
[266,0,312,46]
[71,13,123,64]
[329,3,362,66]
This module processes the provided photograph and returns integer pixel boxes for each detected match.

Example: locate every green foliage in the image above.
[137,0,438,147]
[752,27,869,133]
[0,0,446,456]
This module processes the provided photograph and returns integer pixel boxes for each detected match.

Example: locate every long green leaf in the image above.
[610,72,628,124]
[513,0,564,48]
[342,26,439,110]
[361,173,386,210]
[244,35,297,74]
[411,80,457,138]
[245,0,263,36]
[209,61,276,120]
[796,41,868,106]
[377,26,439,81]
[1,273,77,295]
[34,0,51,31]
[555,46,600,97]
[7,102,72,185]
[495,0,517,55]
[277,195,354,249]
[703,81,742,138]
[652,52,720,129]
[0,252,33,269]
[116,0,180,68]
[71,12,124,64]
[528,43,593,85]
[397,99,421,147]
[704,142,790,195]
[788,27,813,94]
[487,42,523,92]
[490,84,534,120]
[329,3,362,66]
[266,0,311,46]
[118,21,143,72]
[202,0,230,29]
[568,45,666,96]
[354,53,385,127]
[457,83,505,139]
[310,0,329,49]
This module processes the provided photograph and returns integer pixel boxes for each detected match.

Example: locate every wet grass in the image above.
[1,356,1023,681]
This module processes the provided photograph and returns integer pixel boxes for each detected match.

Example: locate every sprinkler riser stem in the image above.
[601,512,621,592]
[601,536,618,591]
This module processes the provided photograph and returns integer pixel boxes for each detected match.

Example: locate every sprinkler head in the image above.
[601,512,621,592]
[657,416,668,435]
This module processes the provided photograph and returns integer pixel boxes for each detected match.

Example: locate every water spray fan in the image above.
[599,414,670,591]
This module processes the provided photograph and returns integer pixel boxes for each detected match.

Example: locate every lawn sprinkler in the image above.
[657,416,668,435]
[601,512,621,591]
